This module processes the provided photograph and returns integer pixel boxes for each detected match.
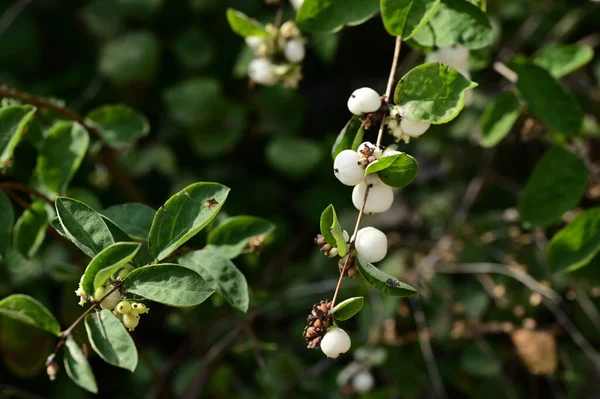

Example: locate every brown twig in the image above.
[0,182,54,204]
[376,36,402,148]
[0,85,146,203]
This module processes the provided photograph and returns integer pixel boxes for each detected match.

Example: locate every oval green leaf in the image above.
[0,294,61,336]
[381,0,440,39]
[163,78,223,127]
[479,91,521,148]
[375,153,419,188]
[102,203,156,241]
[330,296,364,321]
[64,336,98,394]
[296,0,379,33]
[0,105,36,167]
[394,62,477,123]
[125,264,214,307]
[357,256,418,296]
[55,197,115,258]
[518,147,588,228]
[266,136,323,179]
[547,207,600,274]
[81,242,141,296]
[319,204,347,256]
[0,190,14,259]
[37,121,89,196]
[532,44,594,79]
[86,104,150,148]
[331,115,363,160]
[85,309,138,372]
[13,201,52,258]
[179,250,249,313]
[207,215,275,259]
[511,62,583,135]
[226,8,269,37]
[149,182,230,261]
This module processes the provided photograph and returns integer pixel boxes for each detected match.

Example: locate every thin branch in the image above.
[0,0,32,36]
[574,286,600,334]
[493,62,518,84]
[0,85,146,203]
[0,182,54,204]
[434,262,600,372]
[376,36,402,148]
[409,296,448,399]
[0,384,47,399]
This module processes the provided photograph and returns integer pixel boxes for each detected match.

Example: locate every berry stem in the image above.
[330,185,370,309]
[376,36,402,148]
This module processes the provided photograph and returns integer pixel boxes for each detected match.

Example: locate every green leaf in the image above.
[125,263,214,307]
[394,62,477,123]
[172,27,215,70]
[319,204,347,256]
[518,147,588,228]
[0,294,60,336]
[226,8,269,37]
[266,136,323,179]
[296,0,380,33]
[479,91,520,147]
[365,153,401,175]
[331,115,364,160]
[149,182,229,261]
[0,190,14,259]
[511,62,583,135]
[13,201,52,258]
[55,197,115,257]
[419,0,494,50]
[102,203,155,241]
[163,78,223,127]
[357,256,418,296]
[64,336,98,394]
[85,309,138,371]
[81,242,141,296]
[0,105,36,167]
[99,31,160,85]
[547,207,600,273]
[330,296,364,321]
[37,121,90,196]
[49,216,67,238]
[179,250,249,312]
[532,44,594,79]
[381,0,440,39]
[86,104,150,148]
[207,215,275,259]
[374,153,419,188]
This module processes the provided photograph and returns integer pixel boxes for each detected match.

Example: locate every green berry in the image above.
[116,301,132,314]
[131,302,148,314]
[123,313,140,331]
[93,286,105,300]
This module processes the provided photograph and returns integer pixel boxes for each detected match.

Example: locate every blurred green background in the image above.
[1,0,600,398]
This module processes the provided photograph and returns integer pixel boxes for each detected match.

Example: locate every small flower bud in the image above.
[46,361,59,381]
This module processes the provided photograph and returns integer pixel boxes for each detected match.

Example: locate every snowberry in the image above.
[355,227,388,263]
[357,141,376,155]
[248,58,278,86]
[352,182,394,214]
[99,287,121,310]
[353,370,375,393]
[364,173,381,187]
[116,301,131,315]
[123,313,140,331]
[343,230,350,243]
[131,302,149,314]
[290,0,304,10]
[284,40,305,63]
[347,88,381,115]
[400,118,430,137]
[387,118,398,130]
[328,247,339,258]
[321,327,351,358]
[334,150,364,186]
[245,36,263,51]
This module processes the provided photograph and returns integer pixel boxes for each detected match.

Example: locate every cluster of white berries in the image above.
[246,21,305,87]
[93,284,149,331]
[386,105,431,143]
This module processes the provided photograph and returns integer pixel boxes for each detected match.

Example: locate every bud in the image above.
[46,360,59,381]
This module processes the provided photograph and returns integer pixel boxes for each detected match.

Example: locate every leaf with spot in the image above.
[148,182,230,261]
[357,256,418,296]
[85,309,138,371]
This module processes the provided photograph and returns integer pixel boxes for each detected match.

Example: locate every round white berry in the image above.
[248,58,278,86]
[352,370,375,393]
[343,230,350,243]
[400,118,430,137]
[245,36,263,51]
[100,287,121,310]
[321,327,351,358]
[284,40,305,63]
[123,313,140,331]
[347,87,381,115]
[290,0,304,10]
[357,141,375,154]
[328,247,339,258]
[355,227,388,263]
[352,182,394,214]
[364,173,381,187]
[334,150,364,186]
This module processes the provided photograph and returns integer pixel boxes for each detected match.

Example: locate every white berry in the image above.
[343,230,350,243]
[352,182,394,214]
[364,173,381,187]
[321,327,351,358]
[347,87,381,115]
[334,150,364,186]
[353,370,375,393]
[245,36,263,51]
[290,0,304,10]
[355,227,388,263]
[284,40,305,63]
[100,287,121,310]
[328,247,339,258]
[248,58,278,86]
[400,118,431,137]
[357,141,375,154]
